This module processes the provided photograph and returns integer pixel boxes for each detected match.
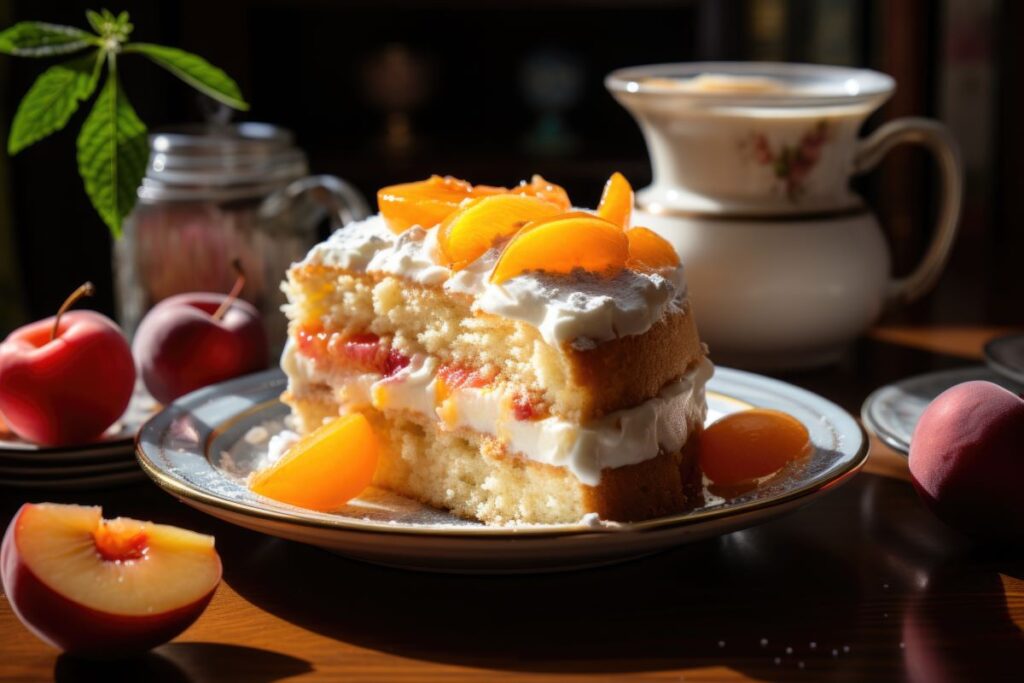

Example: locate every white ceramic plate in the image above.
[861,365,1024,454]
[137,368,867,573]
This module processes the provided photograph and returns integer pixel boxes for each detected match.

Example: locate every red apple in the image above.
[1,503,221,657]
[0,284,135,446]
[133,262,268,404]
[909,380,1024,540]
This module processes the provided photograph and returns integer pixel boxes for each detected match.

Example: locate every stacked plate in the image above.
[0,388,156,491]
[862,332,1024,455]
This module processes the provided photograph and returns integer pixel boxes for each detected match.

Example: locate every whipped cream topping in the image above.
[475,268,684,350]
[283,341,712,485]
[303,215,394,271]
[366,227,450,286]
[297,214,687,346]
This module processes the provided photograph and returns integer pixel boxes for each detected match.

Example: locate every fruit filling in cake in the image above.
[277,173,712,524]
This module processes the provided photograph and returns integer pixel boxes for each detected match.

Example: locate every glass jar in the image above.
[114,123,368,356]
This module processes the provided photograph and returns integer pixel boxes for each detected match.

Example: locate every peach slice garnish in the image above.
[698,409,812,487]
[377,175,504,234]
[438,194,563,270]
[597,172,634,228]
[626,226,680,271]
[249,412,378,511]
[512,174,572,211]
[489,213,629,284]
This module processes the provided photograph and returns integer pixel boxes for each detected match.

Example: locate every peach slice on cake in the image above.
[0,503,220,657]
[625,226,680,271]
[511,174,572,211]
[490,213,630,283]
[249,412,378,511]
[438,194,563,270]
[597,172,634,228]
[377,175,504,234]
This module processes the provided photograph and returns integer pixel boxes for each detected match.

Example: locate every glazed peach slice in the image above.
[512,175,572,211]
[698,409,812,487]
[625,226,680,271]
[438,194,563,270]
[377,175,504,234]
[490,213,629,284]
[249,412,378,511]
[597,172,634,228]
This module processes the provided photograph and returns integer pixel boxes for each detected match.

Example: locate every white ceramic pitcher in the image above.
[606,62,963,370]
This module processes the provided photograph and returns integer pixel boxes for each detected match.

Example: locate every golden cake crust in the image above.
[565,304,703,421]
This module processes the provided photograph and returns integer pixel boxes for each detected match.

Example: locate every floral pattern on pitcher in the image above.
[744,120,833,201]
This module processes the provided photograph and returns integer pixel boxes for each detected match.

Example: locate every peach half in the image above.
[0,503,221,657]
[698,409,812,488]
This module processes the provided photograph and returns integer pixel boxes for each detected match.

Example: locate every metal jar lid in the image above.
[137,122,309,203]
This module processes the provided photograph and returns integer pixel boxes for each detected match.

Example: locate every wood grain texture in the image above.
[0,328,1022,682]
[869,325,1024,361]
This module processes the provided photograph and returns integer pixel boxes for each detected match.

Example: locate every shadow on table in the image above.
[222,472,1022,681]
[53,642,312,683]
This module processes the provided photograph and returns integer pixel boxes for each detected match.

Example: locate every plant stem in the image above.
[51,282,95,341]
[212,259,246,321]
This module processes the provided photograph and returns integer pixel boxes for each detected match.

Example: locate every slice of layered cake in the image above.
[280,173,712,524]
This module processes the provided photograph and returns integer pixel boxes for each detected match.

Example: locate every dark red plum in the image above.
[133,293,268,404]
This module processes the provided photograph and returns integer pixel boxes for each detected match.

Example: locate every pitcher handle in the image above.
[263,174,371,228]
[854,118,963,311]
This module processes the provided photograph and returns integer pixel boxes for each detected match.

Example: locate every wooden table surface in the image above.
[1,326,1022,682]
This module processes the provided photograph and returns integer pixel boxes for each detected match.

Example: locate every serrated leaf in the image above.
[76,72,148,237]
[126,43,248,110]
[8,51,102,155]
[0,21,96,57]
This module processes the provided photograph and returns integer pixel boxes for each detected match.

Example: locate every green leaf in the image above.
[85,10,105,35]
[8,51,102,155]
[0,21,96,57]
[125,43,248,110]
[114,11,133,37]
[76,69,148,237]
[86,9,132,42]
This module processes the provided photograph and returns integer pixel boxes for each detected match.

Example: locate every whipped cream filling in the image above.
[298,214,687,346]
[284,341,712,486]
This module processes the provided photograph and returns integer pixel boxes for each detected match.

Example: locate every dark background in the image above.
[0,0,1019,334]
